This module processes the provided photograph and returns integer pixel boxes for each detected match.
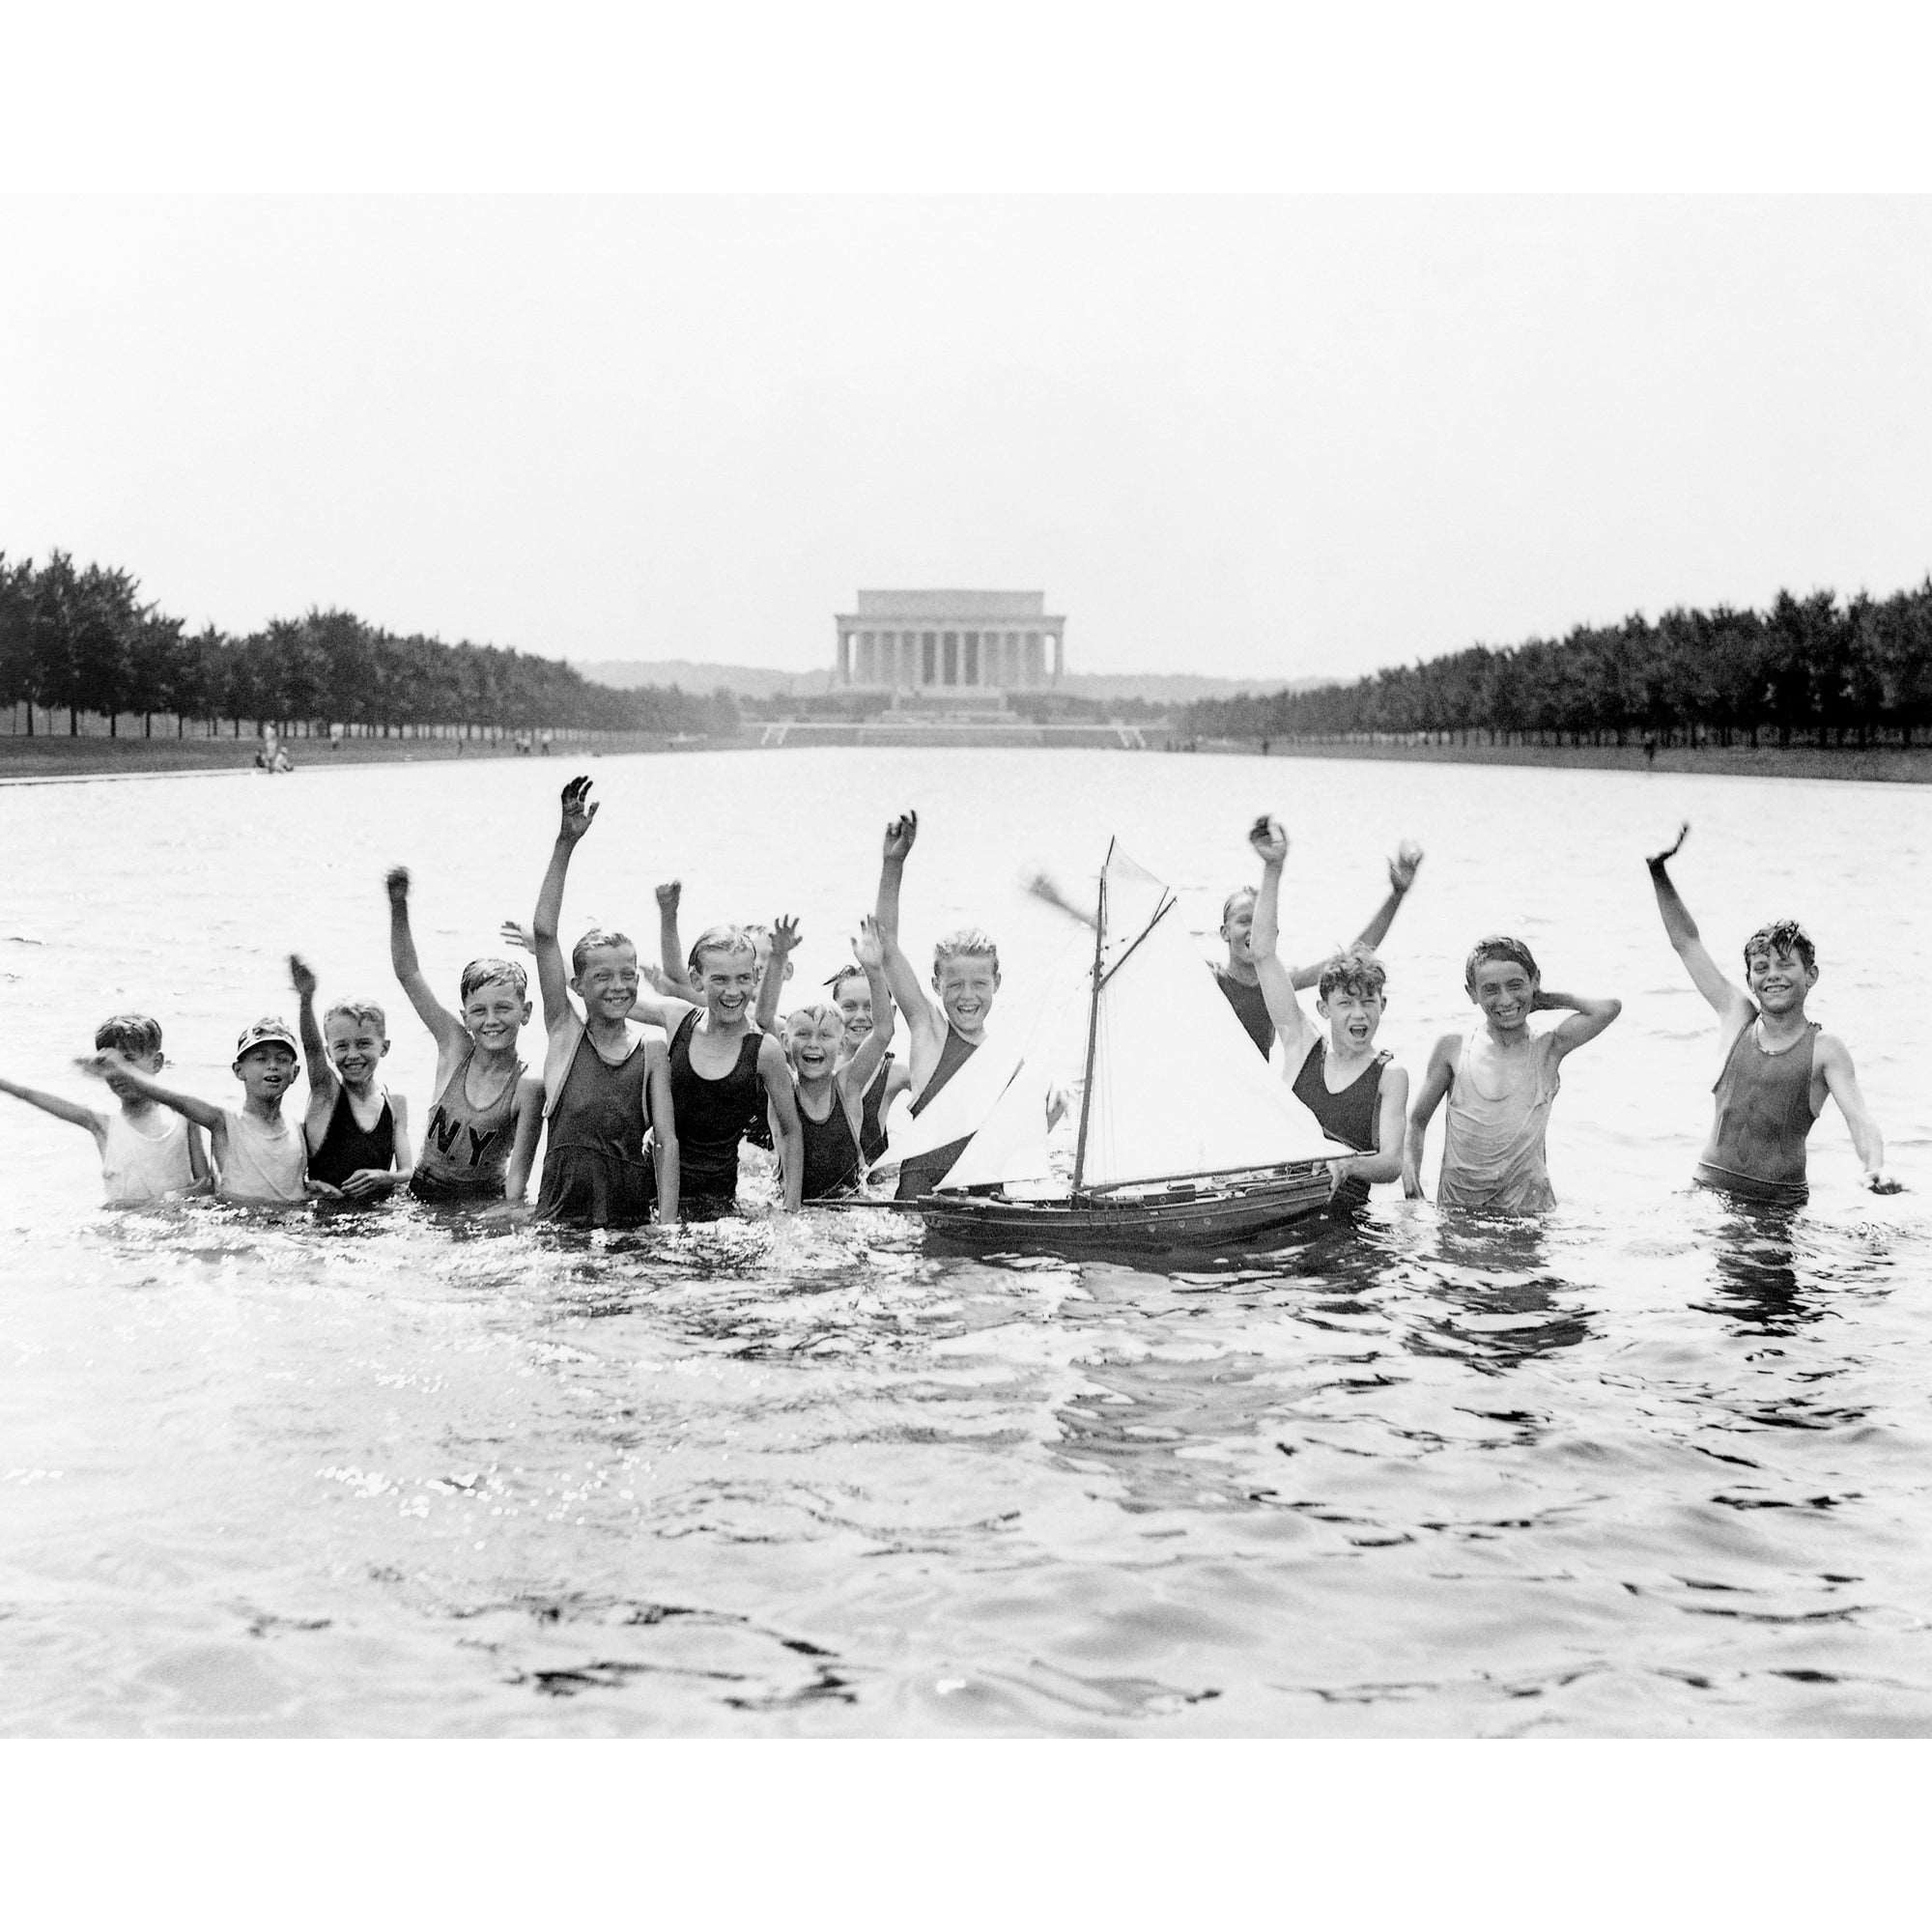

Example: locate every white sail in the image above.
[1075,844,1333,1187]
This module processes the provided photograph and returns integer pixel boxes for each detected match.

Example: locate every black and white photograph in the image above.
[5,11,1931,1920]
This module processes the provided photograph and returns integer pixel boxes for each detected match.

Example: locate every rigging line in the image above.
[1070,845,1112,1193]
[1094,889,1178,994]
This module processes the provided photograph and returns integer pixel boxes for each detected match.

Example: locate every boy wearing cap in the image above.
[81,1015,310,1205]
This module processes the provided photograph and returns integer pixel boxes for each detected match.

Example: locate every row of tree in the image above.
[0,552,739,740]
[1182,583,1932,750]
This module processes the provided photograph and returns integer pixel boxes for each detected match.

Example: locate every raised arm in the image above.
[1402,1036,1458,1198]
[1246,814,1320,1072]
[645,1044,679,1224]
[1536,986,1624,1059]
[532,776,597,1033]
[1817,1035,1899,1191]
[755,915,798,1033]
[838,919,897,1095]
[1647,824,1751,1031]
[0,1071,107,1139]
[758,1035,804,1211]
[875,810,940,1043]
[290,954,339,1148]
[387,868,469,1053]
[655,881,696,1000]
[76,1054,225,1134]
[1285,840,1424,992]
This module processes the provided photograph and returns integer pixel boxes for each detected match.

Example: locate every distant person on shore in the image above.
[1403,940,1621,1211]
[522,776,679,1227]
[385,866,543,1209]
[1244,816,1408,1211]
[1212,838,1425,1059]
[778,920,895,1201]
[1646,822,1896,1200]
[0,1015,209,1205]
[289,956,412,1201]
[81,1017,310,1206]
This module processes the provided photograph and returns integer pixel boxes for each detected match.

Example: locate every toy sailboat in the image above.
[910,840,1336,1254]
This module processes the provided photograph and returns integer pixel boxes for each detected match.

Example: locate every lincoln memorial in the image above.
[834,589,1065,692]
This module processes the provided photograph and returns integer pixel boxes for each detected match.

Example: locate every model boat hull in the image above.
[913,1161,1334,1256]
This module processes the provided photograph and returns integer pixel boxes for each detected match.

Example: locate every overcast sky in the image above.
[6,195,1931,686]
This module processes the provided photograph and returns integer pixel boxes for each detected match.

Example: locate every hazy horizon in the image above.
[8,196,1932,687]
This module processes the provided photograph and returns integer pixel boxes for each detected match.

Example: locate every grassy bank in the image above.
[0,731,755,781]
[1218,737,1932,785]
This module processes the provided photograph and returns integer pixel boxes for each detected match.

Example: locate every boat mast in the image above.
[1070,843,1111,1194]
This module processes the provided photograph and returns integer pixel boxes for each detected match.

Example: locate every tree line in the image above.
[0,551,739,740]
[1182,582,1932,751]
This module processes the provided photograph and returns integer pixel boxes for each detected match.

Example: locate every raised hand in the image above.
[289,953,318,1001]
[770,914,800,955]
[654,879,681,912]
[1865,1171,1905,1195]
[75,1050,128,1082]
[853,915,885,971]
[882,810,919,863]
[498,919,535,954]
[1647,821,1690,869]
[1248,814,1289,866]
[1388,840,1424,894]
[557,775,598,843]
[384,867,411,905]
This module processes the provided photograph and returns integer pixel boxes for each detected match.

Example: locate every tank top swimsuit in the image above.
[1212,966,1274,1057]
[218,1108,307,1205]
[535,1032,655,1227]
[859,1052,895,1165]
[308,1089,397,1192]
[100,1109,199,1207]
[1695,1019,1819,1206]
[1436,1031,1561,1214]
[796,1085,864,1201]
[1291,1040,1389,1211]
[668,1010,766,1217]
[895,1026,980,1201]
[411,1049,525,1203]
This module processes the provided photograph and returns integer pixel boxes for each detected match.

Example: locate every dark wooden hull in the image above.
[913,1161,1334,1256]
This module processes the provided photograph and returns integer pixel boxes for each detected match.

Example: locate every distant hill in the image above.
[574,660,1329,704]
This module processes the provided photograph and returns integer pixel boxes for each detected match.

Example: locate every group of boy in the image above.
[0,781,1897,1218]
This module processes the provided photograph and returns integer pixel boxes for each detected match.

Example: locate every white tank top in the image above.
[100,1108,199,1206]
[217,1107,307,1204]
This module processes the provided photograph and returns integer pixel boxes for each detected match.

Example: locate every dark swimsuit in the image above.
[797,1088,864,1200]
[895,1027,979,1200]
[308,1089,397,1192]
[1694,1020,1818,1206]
[1291,1041,1389,1212]
[535,1032,655,1228]
[668,1010,765,1217]
[1212,966,1274,1057]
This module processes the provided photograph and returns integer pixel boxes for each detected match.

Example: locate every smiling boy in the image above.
[1403,938,1621,1211]
[1646,821,1894,1200]
[290,956,412,1201]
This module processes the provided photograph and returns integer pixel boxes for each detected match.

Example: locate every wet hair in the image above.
[570,929,636,976]
[95,1013,162,1059]
[783,1002,841,1036]
[324,999,387,1035]
[1318,946,1389,1004]
[1463,935,1540,989]
[933,927,1000,977]
[1743,919,1816,974]
[1221,886,1258,925]
[741,923,774,948]
[460,957,528,1003]
[826,963,866,999]
[688,923,757,975]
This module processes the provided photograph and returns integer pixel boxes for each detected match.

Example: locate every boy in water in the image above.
[1,1015,210,1205]
[1214,838,1426,1057]
[1403,938,1621,1211]
[779,918,896,1201]
[1645,822,1895,1200]
[81,1017,310,1205]
[521,776,679,1226]
[653,882,795,1012]
[290,956,412,1200]
[1245,816,1409,1209]
[874,809,1018,1200]
[387,867,545,1208]
[822,950,906,1168]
